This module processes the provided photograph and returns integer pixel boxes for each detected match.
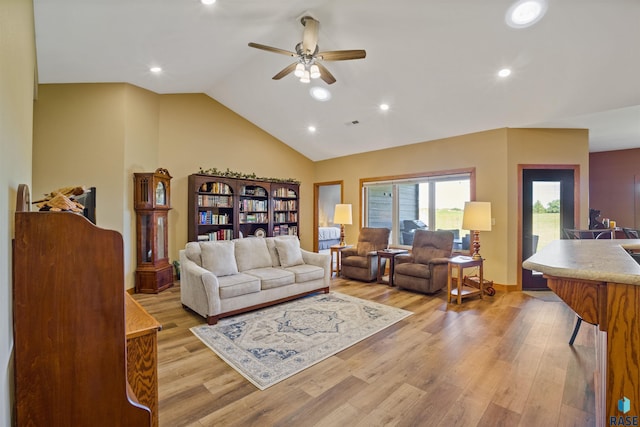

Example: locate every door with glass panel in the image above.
[521,168,575,290]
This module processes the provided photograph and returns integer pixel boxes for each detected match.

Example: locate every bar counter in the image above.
[523,239,640,427]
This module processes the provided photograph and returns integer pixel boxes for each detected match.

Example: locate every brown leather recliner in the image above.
[394,230,454,294]
[340,227,390,281]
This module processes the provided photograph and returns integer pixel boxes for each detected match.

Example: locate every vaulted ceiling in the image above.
[33,0,640,161]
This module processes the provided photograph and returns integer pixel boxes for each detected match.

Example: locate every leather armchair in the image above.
[394,230,454,294]
[340,227,390,281]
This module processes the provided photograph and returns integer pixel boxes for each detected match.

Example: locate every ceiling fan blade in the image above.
[301,16,319,55]
[316,62,336,85]
[272,62,298,80]
[248,42,296,57]
[317,50,367,61]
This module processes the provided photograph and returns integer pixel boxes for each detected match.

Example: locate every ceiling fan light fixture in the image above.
[300,70,311,83]
[294,63,305,78]
[309,64,320,79]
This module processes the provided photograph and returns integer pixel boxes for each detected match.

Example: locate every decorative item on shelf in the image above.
[33,186,88,213]
[333,203,353,246]
[462,201,492,260]
[197,167,300,184]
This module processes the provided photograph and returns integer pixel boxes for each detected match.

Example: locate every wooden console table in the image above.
[523,239,640,427]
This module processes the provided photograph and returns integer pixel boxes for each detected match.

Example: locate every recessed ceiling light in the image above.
[150,66,162,73]
[310,86,331,101]
[379,103,390,111]
[506,0,548,28]
[308,126,316,133]
[498,68,512,78]
[201,0,216,5]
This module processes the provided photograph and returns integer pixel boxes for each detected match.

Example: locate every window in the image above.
[362,169,474,248]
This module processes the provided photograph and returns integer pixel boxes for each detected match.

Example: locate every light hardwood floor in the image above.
[132,278,596,427]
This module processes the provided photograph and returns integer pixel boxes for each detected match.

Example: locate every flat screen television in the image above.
[75,187,97,224]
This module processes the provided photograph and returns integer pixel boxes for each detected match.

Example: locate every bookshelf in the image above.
[272,183,299,237]
[187,174,299,242]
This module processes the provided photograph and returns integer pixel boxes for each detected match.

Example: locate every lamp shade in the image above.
[462,201,492,231]
[334,204,353,225]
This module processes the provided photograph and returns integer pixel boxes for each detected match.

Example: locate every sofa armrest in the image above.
[429,257,451,265]
[301,249,331,286]
[179,250,221,318]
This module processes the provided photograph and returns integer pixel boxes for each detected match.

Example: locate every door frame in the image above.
[517,164,580,290]
[313,181,344,252]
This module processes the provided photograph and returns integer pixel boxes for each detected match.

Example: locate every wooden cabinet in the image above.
[134,168,174,293]
[126,294,162,427]
[12,185,155,426]
[188,174,300,242]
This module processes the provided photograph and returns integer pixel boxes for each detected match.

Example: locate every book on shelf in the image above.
[198,229,233,241]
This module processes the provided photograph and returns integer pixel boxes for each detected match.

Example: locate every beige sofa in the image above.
[180,235,330,325]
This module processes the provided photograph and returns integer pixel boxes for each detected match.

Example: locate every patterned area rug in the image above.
[190,292,412,390]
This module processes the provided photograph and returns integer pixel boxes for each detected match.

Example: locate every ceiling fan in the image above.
[248,16,366,85]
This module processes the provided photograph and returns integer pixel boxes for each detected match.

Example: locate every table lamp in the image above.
[333,204,352,246]
[462,201,492,260]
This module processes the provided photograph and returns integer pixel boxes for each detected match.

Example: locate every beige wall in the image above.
[315,128,589,286]
[1,0,36,423]
[505,128,590,285]
[33,88,316,289]
[157,94,316,260]
[123,85,161,284]
[32,84,590,290]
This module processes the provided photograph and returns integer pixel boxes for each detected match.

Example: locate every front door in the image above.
[521,168,576,290]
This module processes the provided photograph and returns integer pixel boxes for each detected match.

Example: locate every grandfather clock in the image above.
[134,168,174,293]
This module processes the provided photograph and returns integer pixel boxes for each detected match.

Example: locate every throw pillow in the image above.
[199,241,238,277]
[275,237,305,268]
[265,238,281,267]
[234,237,272,271]
[184,242,202,266]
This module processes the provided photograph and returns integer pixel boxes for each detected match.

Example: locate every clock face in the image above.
[155,181,166,205]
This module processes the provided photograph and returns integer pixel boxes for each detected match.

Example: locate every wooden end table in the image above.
[447,255,483,304]
[377,249,409,286]
[330,244,353,277]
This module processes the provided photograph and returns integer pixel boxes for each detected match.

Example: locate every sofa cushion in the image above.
[244,267,295,290]
[394,262,431,279]
[275,237,304,267]
[217,273,261,299]
[199,241,238,277]
[234,237,272,272]
[283,264,325,283]
[184,242,202,267]
[265,237,281,267]
[341,255,369,268]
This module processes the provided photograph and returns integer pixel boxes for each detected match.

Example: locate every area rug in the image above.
[190,292,412,390]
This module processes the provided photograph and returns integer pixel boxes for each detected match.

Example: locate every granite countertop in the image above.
[522,239,640,286]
